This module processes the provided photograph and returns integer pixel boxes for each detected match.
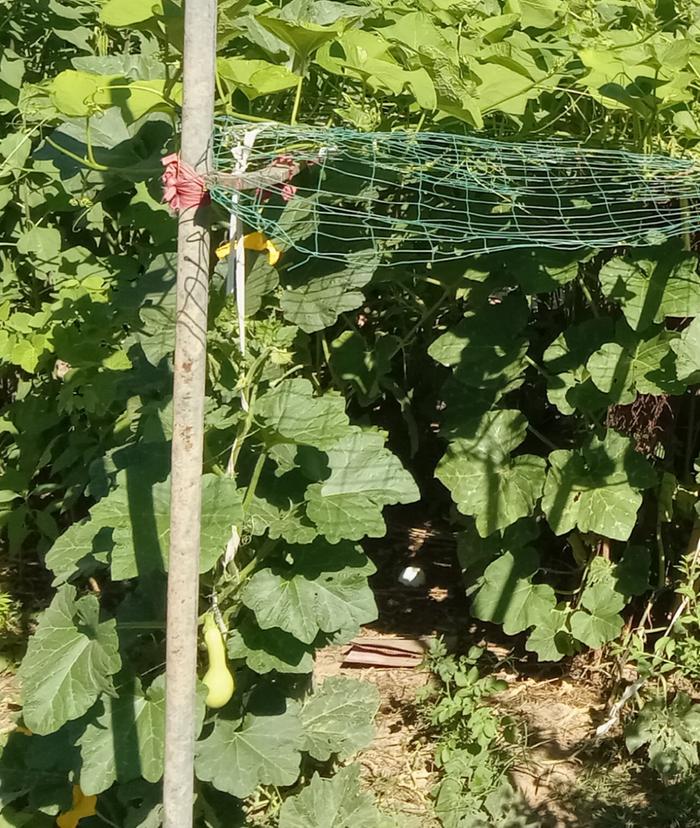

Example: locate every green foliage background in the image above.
[2,0,700,824]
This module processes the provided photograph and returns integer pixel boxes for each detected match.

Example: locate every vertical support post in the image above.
[163,1,217,825]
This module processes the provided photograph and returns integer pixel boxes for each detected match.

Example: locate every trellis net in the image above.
[209,117,700,265]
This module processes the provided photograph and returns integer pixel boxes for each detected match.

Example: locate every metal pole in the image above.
[163,0,217,825]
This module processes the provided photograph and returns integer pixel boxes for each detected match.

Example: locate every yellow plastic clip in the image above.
[215,232,280,266]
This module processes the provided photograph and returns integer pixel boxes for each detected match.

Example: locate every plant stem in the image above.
[291,75,304,126]
[527,424,558,452]
[397,288,449,349]
[656,514,666,590]
[578,275,600,317]
[235,538,277,585]
[44,136,110,171]
[524,354,554,382]
[243,452,266,512]
[684,390,698,481]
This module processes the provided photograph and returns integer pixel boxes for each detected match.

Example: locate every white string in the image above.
[226,127,263,411]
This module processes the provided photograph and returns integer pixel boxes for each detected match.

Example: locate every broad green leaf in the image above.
[525,608,574,662]
[227,615,314,674]
[79,674,202,795]
[241,541,376,644]
[217,58,298,99]
[438,409,528,460]
[278,764,384,828]
[16,227,61,262]
[598,250,700,331]
[88,473,242,580]
[279,253,378,333]
[100,0,163,26]
[305,484,387,543]
[586,326,684,405]
[671,316,700,382]
[378,12,452,54]
[428,294,529,386]
[0,719,83,813]
[195,703,304,798]
[49,70,121,117]
[0,807,53,826]
[329,331,399,405]
[475,62,546,115]
[19,586,121,735]
[505,0,560,28]
[255,379,349,449]
[615,545,651,597]
[471,548,557,635]
[570,579,625,649]
[0,132,31,177]
[435,411,545,536]
[45,522,112,585]
[543,318,614,415]
[246,489,318,545]
[259,1,361,60]
[508,248,580,294]
[318,428,419,506]
[625,694,700,777]
[542,431,656,541]
[437,450,546,537]
[300,676,379,761]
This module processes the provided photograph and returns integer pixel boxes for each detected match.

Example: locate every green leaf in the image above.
[305,484,387,543]
[300,677,379,761]
[328,331,398,406]
[435,411,545,536]
[241,541,376,644]
[45,522,112,585]
[100,0,163,26]
[19,586,121,735]
[543,318,614,415]
[305,428,419,541]
[471,548,557,635]
[625,693,700,778]
[526,608,574,662]
[88,473,242,580]
[50,70,120,117]
[279,254,378,333]
[505,0,560,28]
[428,294,529,389]
[570,578,625,649]
[259,1,360,60]
[671,316,700,382]
[587,326,684,405]
[216,58,298,99]
[316,429,419,506]
[227,615,314,674]
[614,544,651,597]
[195,703,304,798]
[16,227,61,262]
[599,249,700,332]
[0,807,53,827]
[542,431,657,541]
[255,379,349,449]
[79,674,201,795]
[279,764,384,828]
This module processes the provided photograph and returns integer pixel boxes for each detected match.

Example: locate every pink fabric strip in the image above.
[161,153,210,212]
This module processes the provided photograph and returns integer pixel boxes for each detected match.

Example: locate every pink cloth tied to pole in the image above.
[161,153,210,212]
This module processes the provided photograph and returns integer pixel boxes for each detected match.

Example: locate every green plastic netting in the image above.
[209,117,700,265]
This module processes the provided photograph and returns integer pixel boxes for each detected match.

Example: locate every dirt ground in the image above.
[0,670,20,736]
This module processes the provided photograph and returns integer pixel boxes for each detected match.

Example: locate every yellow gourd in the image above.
[56,785,97,828]
[201,612,235,708]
